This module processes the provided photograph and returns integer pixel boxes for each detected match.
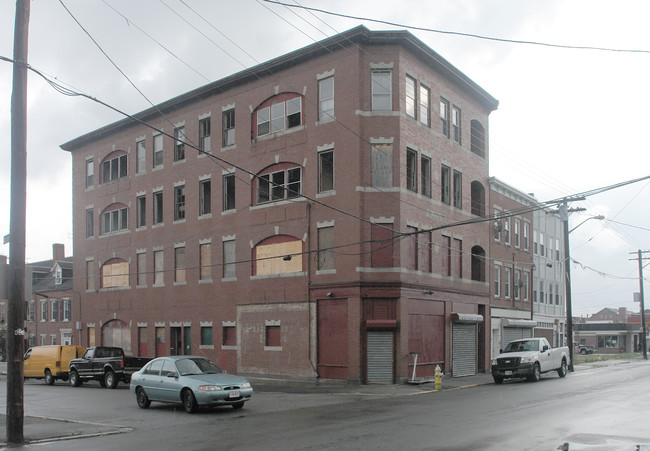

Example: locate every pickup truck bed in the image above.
[69,346,150,389]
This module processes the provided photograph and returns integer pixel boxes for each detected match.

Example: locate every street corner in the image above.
[0,415,132,448]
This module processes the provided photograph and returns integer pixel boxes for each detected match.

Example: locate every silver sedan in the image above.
[130,356,253,413]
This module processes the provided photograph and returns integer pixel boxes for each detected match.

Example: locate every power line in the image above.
[261,0,650,54]
[100,0,211,83]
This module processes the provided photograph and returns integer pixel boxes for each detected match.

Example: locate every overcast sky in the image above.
[1,0,649,316]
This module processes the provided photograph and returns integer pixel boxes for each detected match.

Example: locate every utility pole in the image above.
[630,250,648,360]
[7,0,30,445]
[559,198,586,372]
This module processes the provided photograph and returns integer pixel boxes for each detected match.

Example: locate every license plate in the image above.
[229,390,240,398]
[505,370,512,376]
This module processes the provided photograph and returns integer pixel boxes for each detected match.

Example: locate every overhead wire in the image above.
[8,3,648,293]
[261,0,650,54]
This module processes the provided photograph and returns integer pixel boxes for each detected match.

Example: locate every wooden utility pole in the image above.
[630,250,648,360]
[7,0,30,445]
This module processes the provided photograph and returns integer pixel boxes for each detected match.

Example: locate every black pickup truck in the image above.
[68,346,150,389]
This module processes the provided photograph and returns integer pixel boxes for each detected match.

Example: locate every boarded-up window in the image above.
[266,325,281,347]
[317,226,334,271]
[254,238,302,276]
[371,223,394,268]
[154,250,164,285]
[174,247,185,283]
[200,243,212,281]
[101,259,129,288]
[88,326,96,347]
[223,239,236,279]
[137,252,146,286]
[371,144,392,188]
[102,319,131,355]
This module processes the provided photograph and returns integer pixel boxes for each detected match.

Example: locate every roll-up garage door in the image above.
[366,331,394,384]
[452,323,477,377]
[502,326,532,346]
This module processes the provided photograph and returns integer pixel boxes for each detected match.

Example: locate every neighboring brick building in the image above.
[61,26,498,383]
[488,178,535,358]
[25,244,79,348]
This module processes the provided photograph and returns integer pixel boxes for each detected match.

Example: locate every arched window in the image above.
[100,150,128,183]
[471,181,486,217]
[254,163,302,204]
[253,93,303,139]
[252,235,304,276]
[102,319,131,355]
[470,120,486,158]
[101,257,129,288]
[471,246,486,282]
[101,203,128,234]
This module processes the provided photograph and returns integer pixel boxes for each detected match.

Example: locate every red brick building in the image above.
[488,178,535,358]
[61,26,498,383]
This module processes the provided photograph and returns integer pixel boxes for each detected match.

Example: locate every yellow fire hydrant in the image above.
[434,364,442,391]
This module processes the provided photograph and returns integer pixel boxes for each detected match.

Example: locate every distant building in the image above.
[574,307,648,352]
[25,244,78,347]
[588,307,628,323]
[532,206,565,346]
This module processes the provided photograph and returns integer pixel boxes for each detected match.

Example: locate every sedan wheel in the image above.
[183,389,198,414]
[232,401,245,410]
[136,387,151,409]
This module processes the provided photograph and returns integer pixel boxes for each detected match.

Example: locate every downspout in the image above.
[307,202,318,377]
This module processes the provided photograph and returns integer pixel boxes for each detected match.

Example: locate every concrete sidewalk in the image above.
[0,358,642,447]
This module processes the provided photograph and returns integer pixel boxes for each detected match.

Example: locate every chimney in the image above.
[619,307,627,319]
[53,243,65,262]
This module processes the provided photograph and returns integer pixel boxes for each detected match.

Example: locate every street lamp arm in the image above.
[569,215,605,234]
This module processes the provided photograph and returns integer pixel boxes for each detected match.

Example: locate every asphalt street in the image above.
[1,358,649,450]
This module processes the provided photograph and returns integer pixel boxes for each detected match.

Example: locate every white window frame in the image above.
[371,69,392,111]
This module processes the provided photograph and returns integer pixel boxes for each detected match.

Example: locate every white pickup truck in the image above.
[491,337,570,384]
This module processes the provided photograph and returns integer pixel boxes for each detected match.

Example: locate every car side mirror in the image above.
[167,372,178,378]
[542,345,549,352]
[499,349,503,354]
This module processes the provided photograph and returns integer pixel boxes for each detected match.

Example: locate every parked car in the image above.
[491,337,570,384]
[69,346,150,388]
[575,344,595,355]
[24,345,86,385]
[130,356,253,413]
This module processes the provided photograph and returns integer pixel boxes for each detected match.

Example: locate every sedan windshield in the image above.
[175,358,224,376]
[503,340,539,353]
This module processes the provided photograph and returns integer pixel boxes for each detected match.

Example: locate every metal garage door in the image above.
[452,323,477,377]
[366,331,394,384]
[503,326,531,346]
